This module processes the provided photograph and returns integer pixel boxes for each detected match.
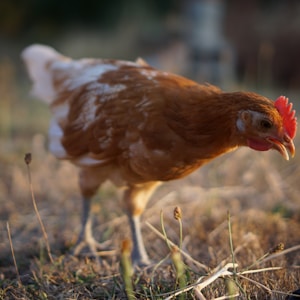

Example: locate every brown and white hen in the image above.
[22,44,297,265]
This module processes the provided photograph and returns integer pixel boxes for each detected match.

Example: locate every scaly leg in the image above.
[123,182,160,265]
[128,214,150,265]
[72,197,109,257]
[72,168,109,257]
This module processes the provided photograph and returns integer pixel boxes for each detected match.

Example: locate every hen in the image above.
[22,44,297,265]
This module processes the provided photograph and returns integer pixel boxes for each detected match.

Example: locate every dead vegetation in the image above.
[0,123,300,299]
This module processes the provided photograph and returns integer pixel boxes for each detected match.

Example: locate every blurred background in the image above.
[1,0,300,138]
[1,0,300,194]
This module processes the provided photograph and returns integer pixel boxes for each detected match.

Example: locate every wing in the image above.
[48,60,182,167]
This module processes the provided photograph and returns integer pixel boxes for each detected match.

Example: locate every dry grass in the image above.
[1,57,300,299]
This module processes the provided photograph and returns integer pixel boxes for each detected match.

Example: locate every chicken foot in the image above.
[72,197,111,258]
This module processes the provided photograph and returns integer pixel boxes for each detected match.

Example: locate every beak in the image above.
[267,134,295,160]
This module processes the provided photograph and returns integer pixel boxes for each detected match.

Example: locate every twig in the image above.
[24,153,54,263]
[213,293,240,300]
[160,244,300,300]
[6,222,22,287]
[237,273,272,293]
[240,266,283,275]
[194,263,239,294]
[253,244,300,266]
[160,210,172,251]
[163,263,238,300]
[227,212,237,274]
[145,221,209,272]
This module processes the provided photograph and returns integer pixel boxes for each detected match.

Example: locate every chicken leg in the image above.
[123,182,160,265]
[72,168,108,257]
[74,168,159,265]
[72,197,109,257]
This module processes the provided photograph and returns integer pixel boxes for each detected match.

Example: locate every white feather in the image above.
[66,64,118,90]
[21,44,67,103]
[48,119,67,158]
[74,156,109,167]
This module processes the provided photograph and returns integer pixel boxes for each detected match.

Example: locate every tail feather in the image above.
[21,44,66,103]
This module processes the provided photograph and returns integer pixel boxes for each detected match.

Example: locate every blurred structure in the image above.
[183,0,234,87]
[225,0,300,92]
[0,0,300,92]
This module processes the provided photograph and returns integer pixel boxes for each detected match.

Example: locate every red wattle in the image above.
[247,139,272,151]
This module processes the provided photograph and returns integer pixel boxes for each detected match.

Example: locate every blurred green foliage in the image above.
[0,0,177,38]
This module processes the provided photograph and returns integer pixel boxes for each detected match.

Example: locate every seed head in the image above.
[24,153,32,165]
[269,242,284,254]
[174,206,182,221]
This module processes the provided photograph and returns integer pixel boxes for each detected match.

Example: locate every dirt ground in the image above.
[0,131,300,299]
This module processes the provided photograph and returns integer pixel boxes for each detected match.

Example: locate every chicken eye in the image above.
[260,119,273,129]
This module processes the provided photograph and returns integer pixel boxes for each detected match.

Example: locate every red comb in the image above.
[274,96,297,139]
